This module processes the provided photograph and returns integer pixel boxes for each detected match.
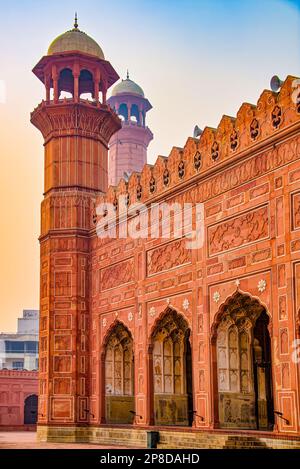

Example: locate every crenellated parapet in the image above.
[95,75,300,215]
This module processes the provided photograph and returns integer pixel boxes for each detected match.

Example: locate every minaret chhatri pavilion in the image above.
[107,72,153,186]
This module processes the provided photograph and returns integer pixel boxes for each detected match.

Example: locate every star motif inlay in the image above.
[213,291,221,303]
[128,311,133,322]
[258,279,267,293]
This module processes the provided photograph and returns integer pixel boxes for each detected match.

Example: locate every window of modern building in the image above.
[5,341,25,353]
[12,361,24,370]
[24,341,38,353]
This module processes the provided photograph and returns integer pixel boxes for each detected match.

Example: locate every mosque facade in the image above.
[30,18,300,447]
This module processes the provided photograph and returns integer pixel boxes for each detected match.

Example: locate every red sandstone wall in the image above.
[0,370,38,428]
[88,76,300,434]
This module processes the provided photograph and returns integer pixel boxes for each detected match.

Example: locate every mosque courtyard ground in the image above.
[0,431,133,449]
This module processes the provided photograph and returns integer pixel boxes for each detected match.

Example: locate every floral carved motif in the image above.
[208,205,269,256]
[271,105,282,128]
[250,118,259,139]
[136,183,142,200]
[293,193,300,229]
[178,160,185,179]
[149,176,156,193]
[258,279,267,293]
[230,129,239,151]
[100,258,134,291]
[213,291,221,303]
[147,238,191,276]
[163,168,170,186]
[211,141,219,161]
[194,151,202,171]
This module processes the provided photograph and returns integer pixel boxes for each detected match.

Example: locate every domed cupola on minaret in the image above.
[107,72,153,186]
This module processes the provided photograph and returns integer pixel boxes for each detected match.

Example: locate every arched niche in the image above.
[79,69,94,99]
[130,104,140,123]
[24,394,38,424]
[150,308,193,426]
[118,103,128,121]
[58,68,74,98]
[103,321,134,424]
[212,291,274,430]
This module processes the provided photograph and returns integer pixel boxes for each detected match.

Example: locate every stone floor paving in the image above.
[0,431,130,449]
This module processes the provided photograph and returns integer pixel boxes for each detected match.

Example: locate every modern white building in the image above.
[0,310,39,371]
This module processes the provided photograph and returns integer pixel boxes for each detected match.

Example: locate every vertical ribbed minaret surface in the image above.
[107,72,153,186]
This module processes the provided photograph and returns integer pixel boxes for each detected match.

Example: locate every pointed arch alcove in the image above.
[211,291,274,431]
[149,308,193,426]
[102,321,134,424]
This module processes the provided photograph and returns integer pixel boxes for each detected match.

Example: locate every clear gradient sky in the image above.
[0,0,299,332]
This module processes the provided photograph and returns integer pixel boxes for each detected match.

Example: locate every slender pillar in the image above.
[147,344,155,425]
[52,66,58,103]
[102,87,107,104]
[139,109,143,126]
[73,64,80,103]
[94,71,100,102]
[100,353,106,423]
[45,77,50,103]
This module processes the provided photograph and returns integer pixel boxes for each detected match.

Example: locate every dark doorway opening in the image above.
[186,333,194,426]
[253,310,274,431]
[152,309,193,426]
[24,394,38,424]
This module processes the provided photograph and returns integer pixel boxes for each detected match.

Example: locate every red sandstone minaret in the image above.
[107,71,153,186]
[30,16,121,431]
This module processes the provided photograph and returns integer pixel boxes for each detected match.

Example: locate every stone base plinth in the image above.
[37,425,300,449]
[37,425,146,447]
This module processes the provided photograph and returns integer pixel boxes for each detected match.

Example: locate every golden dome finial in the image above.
[74,12,79,30]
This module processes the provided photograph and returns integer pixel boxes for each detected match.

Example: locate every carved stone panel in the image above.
[54,271,71,297]
[53,378,71,395]
[279,296,287,321]
[208,205,269,256]
[147,238,191,276]
[53,355,72,373]
[292,192,300,230]
[54,335,72,352]
[54,314,72,330]
[100,258,134,291]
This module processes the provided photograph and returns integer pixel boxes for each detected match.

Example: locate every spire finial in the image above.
[127,69,129,79]
[74,12,78,30]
